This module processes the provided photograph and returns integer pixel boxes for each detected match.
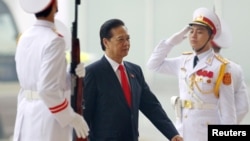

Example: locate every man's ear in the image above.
[209,34,215,41]
[103,38,109,49]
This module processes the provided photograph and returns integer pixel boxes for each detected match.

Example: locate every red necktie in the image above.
[118,64,131,107]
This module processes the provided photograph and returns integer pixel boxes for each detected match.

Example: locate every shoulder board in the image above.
[214,54,229,64]
[182,51,193,55]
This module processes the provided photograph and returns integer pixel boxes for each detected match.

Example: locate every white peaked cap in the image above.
[189,7,221,40]
[212,19,232,48]
[19,0,53,13]
[55,19,71,50]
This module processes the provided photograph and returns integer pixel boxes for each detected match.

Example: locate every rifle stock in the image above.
[70,0,87,141]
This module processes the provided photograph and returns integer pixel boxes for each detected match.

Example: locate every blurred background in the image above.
[0,0,249,140]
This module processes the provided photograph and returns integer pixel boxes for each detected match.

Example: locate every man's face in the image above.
[188,24,212,53]
[104,26,130,63]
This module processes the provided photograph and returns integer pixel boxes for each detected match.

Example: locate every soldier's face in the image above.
[188,25,212,52]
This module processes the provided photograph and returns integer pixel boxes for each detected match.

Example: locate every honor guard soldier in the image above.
[212,19,249,124]
[13,0,89,141]
[147,7,236,141]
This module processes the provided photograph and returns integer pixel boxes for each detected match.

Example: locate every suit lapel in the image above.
[102,57,133,109]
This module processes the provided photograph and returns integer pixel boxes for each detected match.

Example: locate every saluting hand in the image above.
[165,25,190,46]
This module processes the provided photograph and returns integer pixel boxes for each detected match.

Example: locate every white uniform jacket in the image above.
[147,40,237,141]
[229,61,249,123]
[14,20,75,141]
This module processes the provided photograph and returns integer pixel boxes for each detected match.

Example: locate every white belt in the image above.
[181,100,216,109]
[23,90,40,100]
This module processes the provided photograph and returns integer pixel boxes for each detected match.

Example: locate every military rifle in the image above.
[70,0,87,141]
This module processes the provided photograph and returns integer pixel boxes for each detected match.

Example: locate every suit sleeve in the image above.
[138,67,180,140]
[83,66,98,126]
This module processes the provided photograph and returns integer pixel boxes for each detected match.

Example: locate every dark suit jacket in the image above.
[83,56,179,141]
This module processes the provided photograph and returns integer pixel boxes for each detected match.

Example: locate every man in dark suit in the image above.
[83,18,183,141]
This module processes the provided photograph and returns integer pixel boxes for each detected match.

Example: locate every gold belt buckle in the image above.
[183,100,192,109]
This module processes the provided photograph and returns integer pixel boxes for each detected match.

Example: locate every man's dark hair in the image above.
[99,19,125,51]
[35,3,53,18]
[190,23,213,36]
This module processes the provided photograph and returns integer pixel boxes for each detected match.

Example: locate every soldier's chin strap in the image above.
[194,35,212,53]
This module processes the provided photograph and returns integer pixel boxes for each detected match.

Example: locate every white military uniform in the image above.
[229,61,249,123]
[147,40,236,141]
[212,19,250,123]
[14,20,75,141]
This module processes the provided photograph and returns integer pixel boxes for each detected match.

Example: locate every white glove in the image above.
[75,63,85,78]
[165,25,190,46]
[69,113,89,139]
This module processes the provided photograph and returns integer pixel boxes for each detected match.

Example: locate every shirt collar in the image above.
[196,48,213,61]
[104,54,124,72]
[33,19,55,29]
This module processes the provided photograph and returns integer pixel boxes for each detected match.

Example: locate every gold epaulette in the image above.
[182,51,193,55]
[214,54,229,64]
[213,54,231,98]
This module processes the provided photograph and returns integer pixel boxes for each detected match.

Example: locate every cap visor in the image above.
[189,21,207,27]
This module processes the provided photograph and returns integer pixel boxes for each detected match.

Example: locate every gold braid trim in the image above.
[214,63,226,98]
[194,81,214,94]
[213,54,229,98]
